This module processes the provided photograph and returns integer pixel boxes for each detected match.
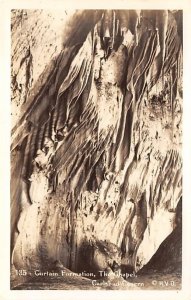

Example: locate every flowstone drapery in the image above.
[11,10,182,288]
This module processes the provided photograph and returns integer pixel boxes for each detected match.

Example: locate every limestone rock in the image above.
[11,9,182,289]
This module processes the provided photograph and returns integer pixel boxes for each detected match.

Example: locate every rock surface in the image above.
[11,10,182,289]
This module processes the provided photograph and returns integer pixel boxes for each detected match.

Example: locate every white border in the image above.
[0,1,191,299]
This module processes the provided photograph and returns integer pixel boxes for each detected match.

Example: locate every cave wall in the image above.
[11,10,182,275]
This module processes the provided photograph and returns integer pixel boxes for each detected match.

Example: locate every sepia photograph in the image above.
[0,1,191,300]
[10,8,183,290]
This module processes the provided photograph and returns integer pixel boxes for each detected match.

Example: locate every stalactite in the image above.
[11,9,182,287]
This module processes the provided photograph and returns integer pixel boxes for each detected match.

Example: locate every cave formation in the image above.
[11,9,182,288]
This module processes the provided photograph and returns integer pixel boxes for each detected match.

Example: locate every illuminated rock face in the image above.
[11,10,182,275]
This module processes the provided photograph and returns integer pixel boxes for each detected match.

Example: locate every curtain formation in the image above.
[11,10,182,275]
